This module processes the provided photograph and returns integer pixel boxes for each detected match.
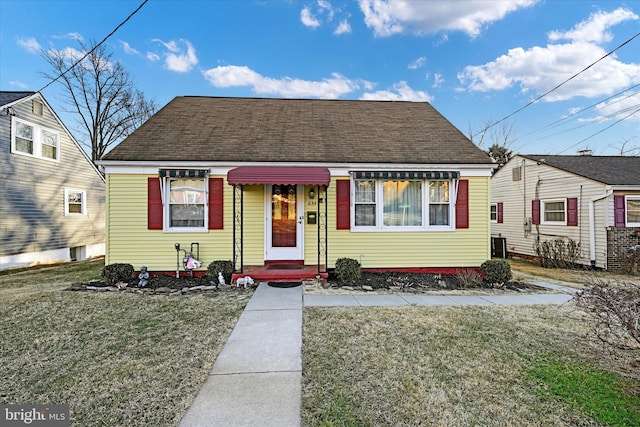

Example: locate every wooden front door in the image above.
[266,184,304,260]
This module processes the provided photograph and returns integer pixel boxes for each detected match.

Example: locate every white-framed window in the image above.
[354,180,376,226]
[353,179,453,230]
[65,189,86,216]
[11,117,60,161]
[167,177,207,231]
[490,203,498,223]
[542,199,566,224]
[627,196,640,226]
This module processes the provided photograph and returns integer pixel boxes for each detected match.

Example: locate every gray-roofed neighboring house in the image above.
[1,91,105,270]
[491,154,640,272]
[100,96,495,279]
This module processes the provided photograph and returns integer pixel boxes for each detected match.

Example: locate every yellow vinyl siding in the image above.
[106,174,233,271]
[241,185,266,265]
[107,174,490,271]
[324,176,490,268]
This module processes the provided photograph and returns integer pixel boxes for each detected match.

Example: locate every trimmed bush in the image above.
[480,260,512,284]
[207,260,234,285]
[335,258,361,282]
[101,263,134,286]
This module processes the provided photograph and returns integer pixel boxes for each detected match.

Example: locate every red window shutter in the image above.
[497,202,504,224]
[614,195,626,227]
[532,199,540,225]
[208,178,224,230]
[148,177,163,230]
[567,197,578,226]
[455,179,469,229]
[336,179,350,230]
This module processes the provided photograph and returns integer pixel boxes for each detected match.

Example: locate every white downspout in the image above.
[589,188,613,267]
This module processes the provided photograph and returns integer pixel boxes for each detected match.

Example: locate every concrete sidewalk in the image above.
[304,282,576,307]
[179,283,303,427]
[179,281,576,426]
[303,291,573,307]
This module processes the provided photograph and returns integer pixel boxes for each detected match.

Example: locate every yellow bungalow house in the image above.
[100,96,495,281]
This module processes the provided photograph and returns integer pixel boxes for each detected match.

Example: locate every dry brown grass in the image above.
[508,258,640,288]
[302,304,639,426]
[0,259,249,426]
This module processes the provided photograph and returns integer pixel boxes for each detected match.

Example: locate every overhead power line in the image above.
[521,84,640,138]
[471,30,640,140]
[39,0,149,93]
[556,106,640,154]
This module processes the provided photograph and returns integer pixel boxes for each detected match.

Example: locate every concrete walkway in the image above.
[179,283,303,427]
[178,281,576,426]
[304,282,576,307]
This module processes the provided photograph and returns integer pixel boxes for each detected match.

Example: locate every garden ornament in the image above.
[138,266,150,287]
[236,276,254,288]
[218,272,226,286]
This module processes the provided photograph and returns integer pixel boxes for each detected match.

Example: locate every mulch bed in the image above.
[67,272,540,294]
[325,271,536,292]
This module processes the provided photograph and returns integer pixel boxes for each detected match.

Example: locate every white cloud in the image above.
[593,90,640,123]
[433,73,444,88]
[302,1,353,35]
[50,46,85,62]
[120,41,140,55]
[358,0,537,38]
[17,37,41,54]
[408,56,426,70]
[53,32,84,42]
[146,52,160,61]
[318,0,335,20]
[152,39,198,72]
[301,7,321,28]
[9,80,29,89]
[457,8,640,101]
[360,81,433,102]
[202,65,360,98]
[334,19,351,35]
[548,8,638,44]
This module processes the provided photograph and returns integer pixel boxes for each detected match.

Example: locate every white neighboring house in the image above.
[491,154,640,271]
[0,91,105,270]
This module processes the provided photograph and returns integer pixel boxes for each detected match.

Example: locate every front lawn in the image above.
[302,305,640,426]
[0,259,248,426]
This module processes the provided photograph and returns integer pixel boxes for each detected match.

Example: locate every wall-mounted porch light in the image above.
[308,188,315,199]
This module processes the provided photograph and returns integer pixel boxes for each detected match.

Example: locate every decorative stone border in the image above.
[65,280,254,296]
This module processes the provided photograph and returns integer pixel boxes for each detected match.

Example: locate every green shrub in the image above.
[101,263,134,286]
[207,260,234,285]
[480,260,512,284]
[335,258,361,282]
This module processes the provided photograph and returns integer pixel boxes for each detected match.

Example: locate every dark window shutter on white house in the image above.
[567,198,578,226]
[614,195,626,227]
[532,199,540,225]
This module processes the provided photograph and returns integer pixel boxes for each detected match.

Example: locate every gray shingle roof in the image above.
[103,96,492,165]
[0,91,35,107]
[521,154,640,185]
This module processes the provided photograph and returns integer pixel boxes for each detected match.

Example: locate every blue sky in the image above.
[1,0,639,156]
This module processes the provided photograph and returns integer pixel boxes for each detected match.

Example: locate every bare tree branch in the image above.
[40,39,156,166]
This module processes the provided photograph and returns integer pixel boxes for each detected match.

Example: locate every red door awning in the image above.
[227,166,331,186]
